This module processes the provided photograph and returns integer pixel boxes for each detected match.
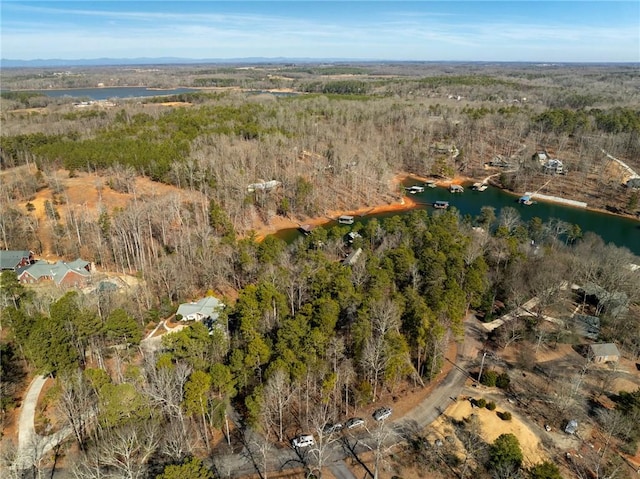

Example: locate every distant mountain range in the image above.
[2,58,637,68]
[0,57,369,68]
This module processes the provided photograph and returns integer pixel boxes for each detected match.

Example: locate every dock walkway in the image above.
[529,192,587,208]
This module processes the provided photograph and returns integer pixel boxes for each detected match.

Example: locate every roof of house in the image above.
[580,283,629,316]
[342,247,363,266]
[573,314,600,339]
[627,177,640,188]
[17,259,90,285]
[176,296,223,320]
[0,250,30,270]
[17,260,53,278]
[545,159,563,167]
[565,419,578,434]
[589,343,620,358]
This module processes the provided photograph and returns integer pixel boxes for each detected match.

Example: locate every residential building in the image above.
[543,159,565,174]
[589,343,621,363]
[176,296,224,322]
[0,250,33,271]
[16,259,92,287]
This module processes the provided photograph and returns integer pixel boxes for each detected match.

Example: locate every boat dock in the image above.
[338,215,355,225]
[519,194,533,205]
[518,191,587,208]
[406,185,425,194]
[472,182,488,191]
[530,193,587,208]
[298,224,314,235]
[449,184,464,193]
[434,200,450,209]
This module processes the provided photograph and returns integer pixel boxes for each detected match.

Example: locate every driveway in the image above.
[14,375,71,471]
[401,314,483,427]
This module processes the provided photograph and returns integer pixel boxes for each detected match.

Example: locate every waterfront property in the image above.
[275,179,640,256]
[406,186,425,194]
[543,159,565,175]
[338,215,355,225]
[299,224,314,235]
[450,184,464,193]
[472,182,488,191]
[434,200,450,209]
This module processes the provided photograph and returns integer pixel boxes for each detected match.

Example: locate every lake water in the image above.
[24,87,298,100]
[26,86,200,100]
[275,182,640,256]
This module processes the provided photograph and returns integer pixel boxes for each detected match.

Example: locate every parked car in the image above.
[322,422,343,434]
[345,417,365,429]
[373,407,392,421]
[292,435,315,448]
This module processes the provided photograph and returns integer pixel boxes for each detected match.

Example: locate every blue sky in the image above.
[1,1,638,62]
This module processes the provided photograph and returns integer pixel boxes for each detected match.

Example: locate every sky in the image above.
[1,1,639,63]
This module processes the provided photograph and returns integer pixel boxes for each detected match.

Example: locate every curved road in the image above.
[12,321,175,472]
[14,314,485,477]
[14,375,71,471]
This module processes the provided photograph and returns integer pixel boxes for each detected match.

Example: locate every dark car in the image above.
[322,422,343,434]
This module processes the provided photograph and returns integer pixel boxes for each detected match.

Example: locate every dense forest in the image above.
[2,205,640,477]
[1,64,640,478]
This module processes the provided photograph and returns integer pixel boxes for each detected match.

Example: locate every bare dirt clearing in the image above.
[430,397,548,466]
[17,168,206,258]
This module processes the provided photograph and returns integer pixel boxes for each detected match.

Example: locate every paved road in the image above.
[20,314,485,478]
[17,376,46,455]
[14,375,71,471]
[403,315,483,427]
[329,460,358,479]
[211,315,485,478]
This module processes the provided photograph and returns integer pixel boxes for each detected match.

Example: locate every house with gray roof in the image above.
[572,314,600,340]
[176,296,223,322]
[627,177,640,189]
[564,419,579,435]
[0,250,33,270]
[17,258,92,287]
[589,343,621,363]
[579,283,629,318]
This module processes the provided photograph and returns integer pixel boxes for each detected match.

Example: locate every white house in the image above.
[176,296,223,322]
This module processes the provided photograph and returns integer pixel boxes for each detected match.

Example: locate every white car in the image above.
[292,435,315,448]
[345,417,365,429]
[373,407,392,421]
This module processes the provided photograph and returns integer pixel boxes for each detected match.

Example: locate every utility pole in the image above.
[477,351,487,385]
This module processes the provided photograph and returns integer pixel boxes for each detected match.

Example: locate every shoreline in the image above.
[409,172,639,223]
[252,171,639,242]
[5,85,298,95]
[252,193,420,241]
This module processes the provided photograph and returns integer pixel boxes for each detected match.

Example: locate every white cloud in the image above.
[1,2,637,61]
